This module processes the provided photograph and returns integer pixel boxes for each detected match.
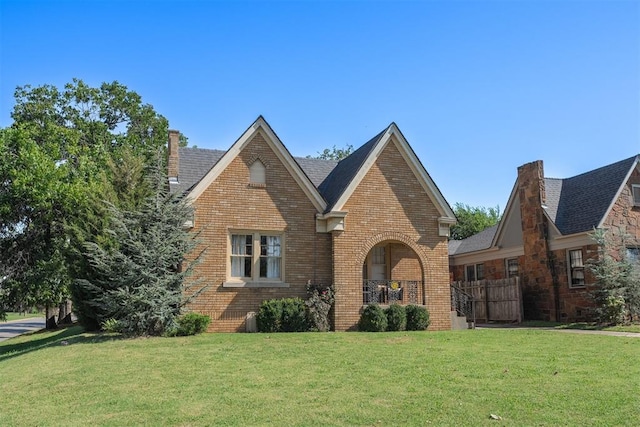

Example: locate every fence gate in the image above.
[452,278,522,323]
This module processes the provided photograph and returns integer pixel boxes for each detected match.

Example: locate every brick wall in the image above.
[186,131,332,332]
[331,137,451,331]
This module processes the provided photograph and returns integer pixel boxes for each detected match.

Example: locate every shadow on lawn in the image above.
[0,325,126,363]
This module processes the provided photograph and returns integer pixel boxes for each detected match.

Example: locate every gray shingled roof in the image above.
[317,127,388,211]
[448,224,498,256]
[169,147,226,194]
[170,146,340,198]
[551,155,638,235]
[293,157,338,187]
[450,155,639,257]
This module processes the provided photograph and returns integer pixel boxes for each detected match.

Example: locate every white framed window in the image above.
[568,249,585,288]
[226,231,285,287]
[506,258,519,278]
[632,184,640,207]
[465,263,484,281]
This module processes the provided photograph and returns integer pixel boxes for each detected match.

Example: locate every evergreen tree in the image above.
[74,159,205,335]
[588,228,640,324]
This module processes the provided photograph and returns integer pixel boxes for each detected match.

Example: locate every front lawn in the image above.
[1,327,638,426]
[1,311,43,322]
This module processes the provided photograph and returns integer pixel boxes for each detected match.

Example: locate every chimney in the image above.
[168,129,180,182]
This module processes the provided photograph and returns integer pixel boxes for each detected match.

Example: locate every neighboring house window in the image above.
[506,258,519,278]
[230,232,283,282]
[465,264,484,281]
[632,184,640,207]
[249,160,266,185]
[568,249,585,287]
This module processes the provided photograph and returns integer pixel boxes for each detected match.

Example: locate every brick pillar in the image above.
[168,129,180,179]
[518,160,558,321]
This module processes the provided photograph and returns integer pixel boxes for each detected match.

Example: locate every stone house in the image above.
[169,116,457,332]
[449,155,640,322]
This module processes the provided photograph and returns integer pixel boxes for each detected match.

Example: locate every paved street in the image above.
[0,317,45,342]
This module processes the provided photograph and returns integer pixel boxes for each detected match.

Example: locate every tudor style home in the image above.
[449,155,640,322]
[169,117,457,332]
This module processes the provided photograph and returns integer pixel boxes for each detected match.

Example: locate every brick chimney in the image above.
[517,160,559,321]
[168,129,180,181]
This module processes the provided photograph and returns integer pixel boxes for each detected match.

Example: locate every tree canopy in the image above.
[450,203,501,240]
[0,79,168,323]
[308,144,354,161]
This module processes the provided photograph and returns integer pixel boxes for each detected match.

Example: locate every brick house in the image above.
[169,117,457,332]
[449,155,640,322]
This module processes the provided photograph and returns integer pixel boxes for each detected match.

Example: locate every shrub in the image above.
[305,284,334,332]
[358,304,387,332]
[281,298,308,332]
[385,304,406,331]
[101,318,121,333]
[406,305,430,331]
[174,312,211,336]
[256,299,284,332]
[595,294,627,325]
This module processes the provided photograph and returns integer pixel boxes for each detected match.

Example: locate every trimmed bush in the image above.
[281,298,308,332]
[175,312,211,336]
[406,305,430,331]
[305,284,334,332]
[385,304,407,331]
[358,305,387,332]
[256,299,284,332]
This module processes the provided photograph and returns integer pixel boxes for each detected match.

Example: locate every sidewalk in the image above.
[0,317,45,342]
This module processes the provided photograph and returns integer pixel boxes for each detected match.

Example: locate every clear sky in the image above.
[1,0,639,210]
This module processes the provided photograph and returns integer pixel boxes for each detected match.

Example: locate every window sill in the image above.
[223,281,289,288]
[569,284,587,289]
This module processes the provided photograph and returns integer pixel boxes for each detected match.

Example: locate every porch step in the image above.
[450,311,473,330]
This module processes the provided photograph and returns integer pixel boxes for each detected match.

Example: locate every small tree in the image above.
[73,158,205,336]
[450,203,501,240]
[588,228,640,324]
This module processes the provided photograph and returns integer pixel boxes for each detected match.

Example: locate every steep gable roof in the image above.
[552,156,638,234]
[318,123,455,220]
[184,116,327,212]
[317,129,386,210]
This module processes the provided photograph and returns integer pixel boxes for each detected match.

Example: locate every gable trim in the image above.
[185,117,327,212]
[328,124,455,221]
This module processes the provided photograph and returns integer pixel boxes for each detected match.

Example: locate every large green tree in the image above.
[0,79,168,324]
[450,203,501,240]
[74,162,205,335]
[308,144,354,161]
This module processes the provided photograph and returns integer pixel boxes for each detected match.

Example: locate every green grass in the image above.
[1,311,43,322]
[1,328,639,426]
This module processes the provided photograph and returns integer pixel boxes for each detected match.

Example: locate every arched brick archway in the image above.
[356,231,428,272]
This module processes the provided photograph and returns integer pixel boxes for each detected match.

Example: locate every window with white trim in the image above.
[632,184,640,207]
[229,232,283,284]
[568,249,585,288]
[506,258,519,278]
[465,263,484,281]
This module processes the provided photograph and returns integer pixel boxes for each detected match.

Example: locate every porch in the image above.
[363,280,425,305]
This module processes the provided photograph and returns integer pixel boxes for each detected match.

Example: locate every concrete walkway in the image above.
[0,317,45,342]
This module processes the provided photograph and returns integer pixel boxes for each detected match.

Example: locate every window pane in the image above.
[570,250,583,267]
[466,265,475,281]
[476,264,485,281]
[259,235,281,279]
[231,234,252,278]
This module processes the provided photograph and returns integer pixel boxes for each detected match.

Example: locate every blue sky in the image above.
[1,0,639,210]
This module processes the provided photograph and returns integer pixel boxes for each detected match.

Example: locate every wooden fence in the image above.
[451,278,522,323]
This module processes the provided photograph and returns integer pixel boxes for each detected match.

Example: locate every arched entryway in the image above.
[362,240,426,306]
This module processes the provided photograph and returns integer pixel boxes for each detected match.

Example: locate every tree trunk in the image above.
[57,299,73,324]
[45,305,57,329]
